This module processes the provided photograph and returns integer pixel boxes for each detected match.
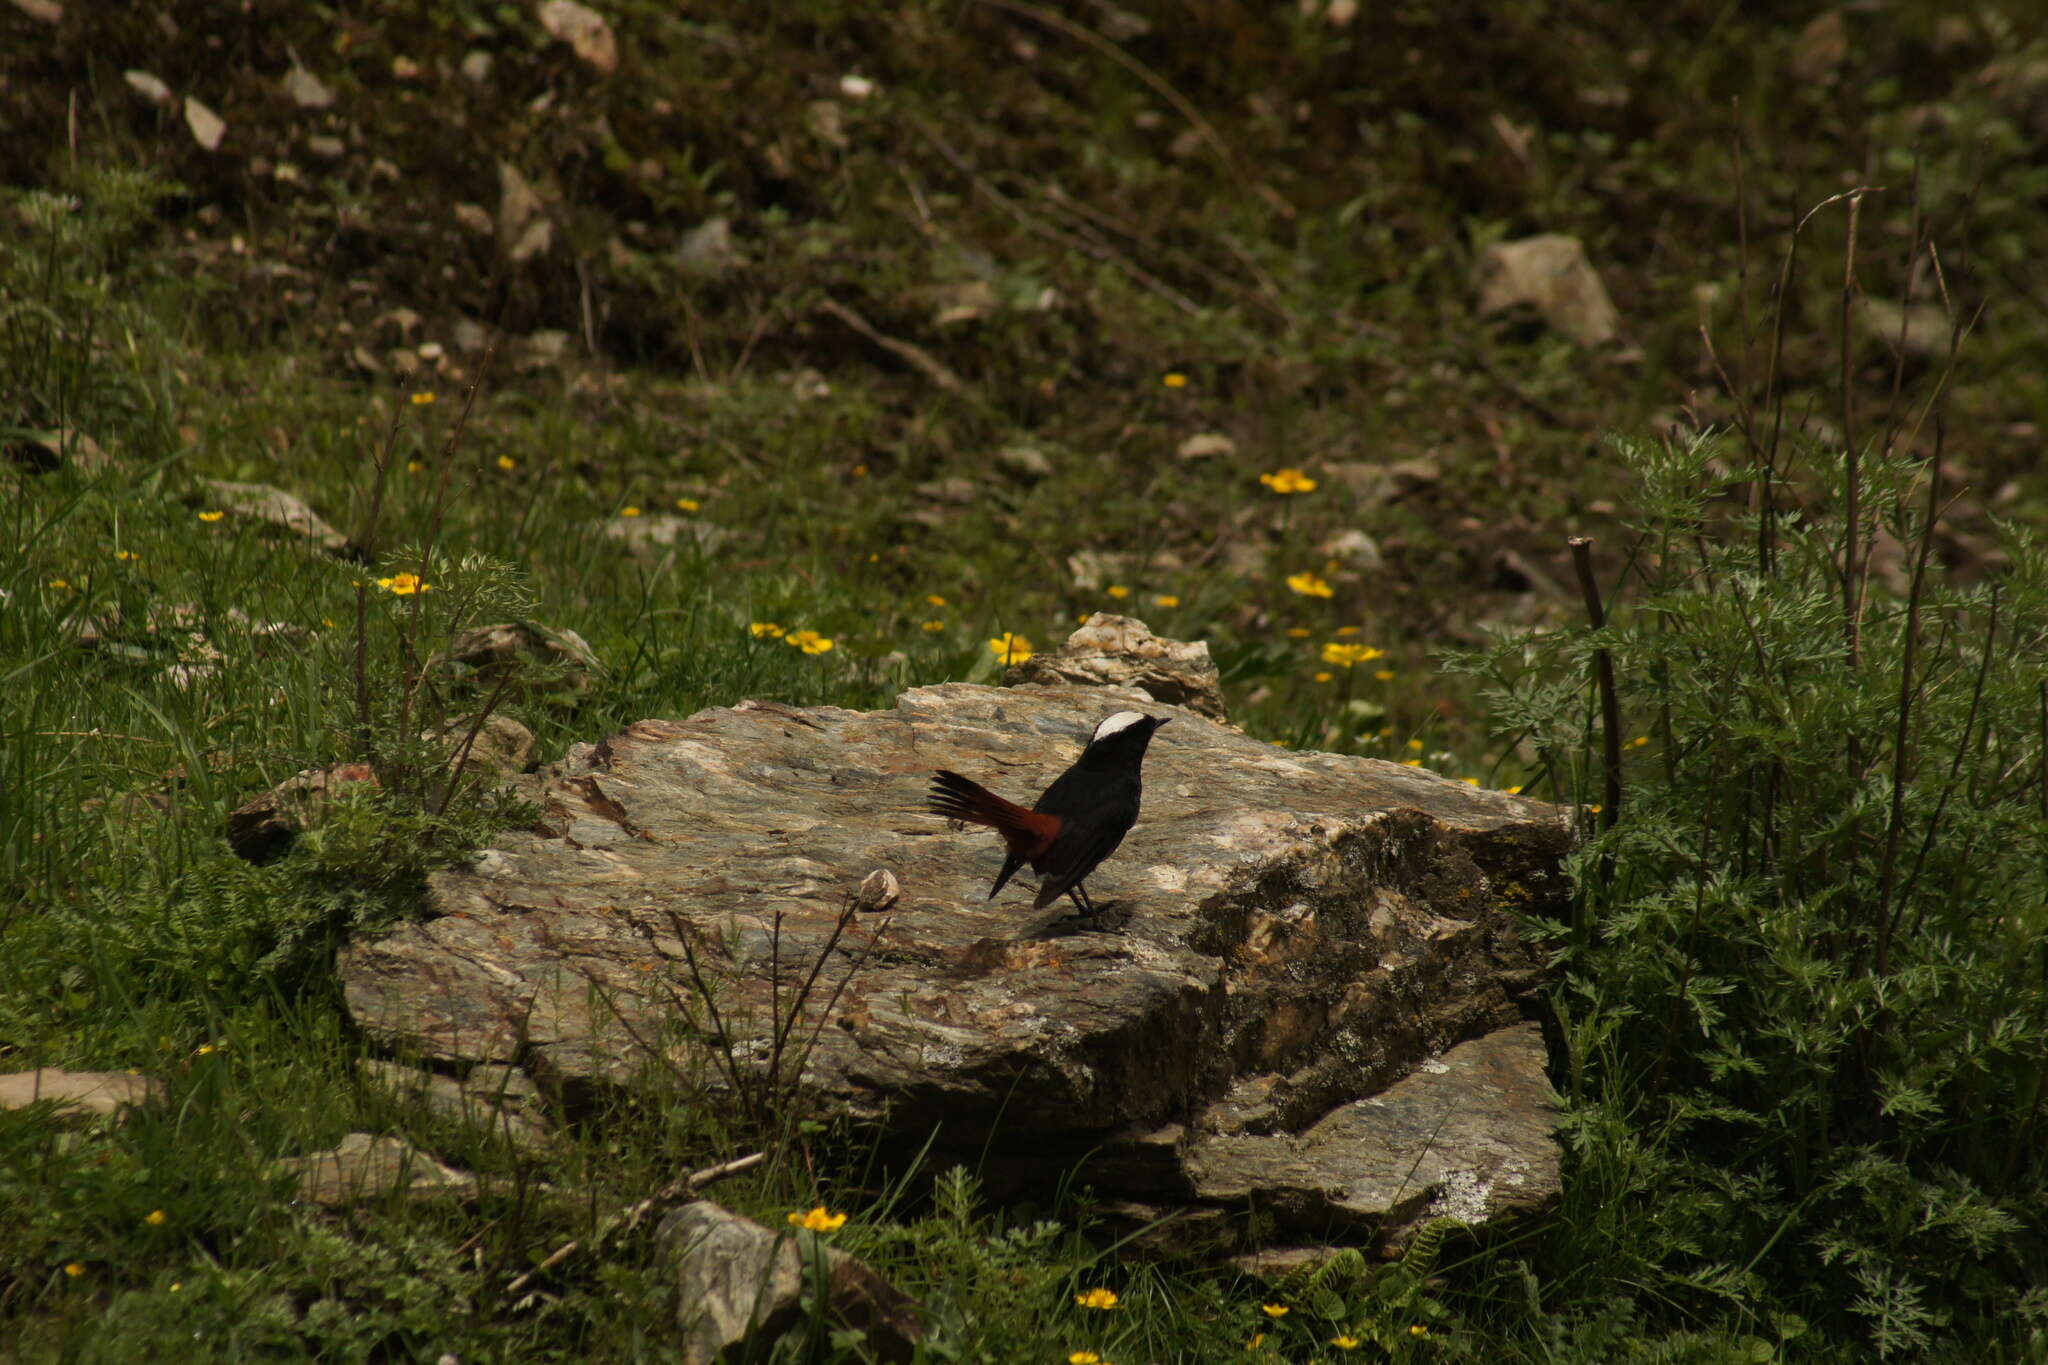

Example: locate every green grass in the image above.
[7,2,2048,1358]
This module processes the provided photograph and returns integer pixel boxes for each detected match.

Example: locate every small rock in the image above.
[444,621,601,697]
[497,162,552,263]
[359,1059,553,1154]
[1004,613,1229,721]
[199,479,350,553]
[1065,549,1138,591]
[855,868,900,913]
[603,513,729,562]
[661,1201,920,1365]
[1318,528,1383,570]
[183,95,226,152]
[806,99,848,150]
[915,476,978,506]
[10,426,115,474]
[1176,432,1236,462]
[306,134,345,159]
[123,70,173,107]
[0,1068,161,1120]
[1862,297,1951,359]
[227,762,378,862]
[424,713,536,787]
[838,74,877,100]
[538,0,618,75]
[1787,9,1848,85]
[994,445,1054,481]
[676,217,741,279]
[461,51,493,83]
[273,1133,477,1208]
[10,0,61,22]
[1472,234,1620,347]
[284,66,334,109]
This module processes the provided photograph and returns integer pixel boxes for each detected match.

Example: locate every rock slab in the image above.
[341,684,1568,1243]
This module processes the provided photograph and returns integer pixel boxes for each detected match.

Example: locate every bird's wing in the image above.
[1030,795,1140,909]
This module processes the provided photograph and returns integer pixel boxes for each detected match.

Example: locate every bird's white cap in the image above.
[1091,710,1155,741]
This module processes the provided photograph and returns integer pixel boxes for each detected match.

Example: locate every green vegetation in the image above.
[5,1,2048,1359]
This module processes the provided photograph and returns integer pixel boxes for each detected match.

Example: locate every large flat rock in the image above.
[341,683,1568,1242]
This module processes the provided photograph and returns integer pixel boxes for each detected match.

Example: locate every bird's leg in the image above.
[1066,883,1097,915]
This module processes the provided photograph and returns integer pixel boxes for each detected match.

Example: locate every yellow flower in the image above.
[197,510,225,523]
[1286,627,1313,638]
[410,391,436,406]
[1402,758,1422,768]
[989,633,1033,666]
[1588,803,1604,814]
[1075,1288,1120,1310]
[1320,642,1386,668]
[115,550,141,563]
[377,572,431,596]
[1154,594,1180,607]
[1332,1335,1360,1350]
[1258,468,1318,494]
[1406,738,1424,752]
[1463,776,1479,786]
[1105,585,1130,599]
[1335,625,1358,636]
[145,1209,167,1226]
[407,459,425,473]
[1506,784,1524,795]
[926,594,947,607]
[1246,1334,1265,1351]
[1285,571,1333,598]
[785,630,835,655]
[48,578,70,590]
[1631,735,1650,747]
[852,463,869,477]
[195,1042,221,1055]
[750,622,785,638]
[920,619,946,633]
[1409,1324,1429,1337]
[786,1206,848,1232]
[1374,669,1396,681]
[64,1262,85,1278]
[1069,1354,1106,1365]
[676,497,701,511]
[621,505,642,518]
[496,455,517,470]
[1260,1304,1289,1318]
[1162,372,1189,389]
[1314,671,1334,683]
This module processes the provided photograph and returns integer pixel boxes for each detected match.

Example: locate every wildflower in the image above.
[1285,571,1333,598]
[676,497,701,511]
[65,1263,85,1278]
[1162,372,1189,389]
[1335,625,1359,636]
[115,550,141,563]
[621,506,642,518]
[1075,1288,1119,1310]
[1409,1324,1429,1337]
[1286,627,1313,638]
[1506,784,1524,795]
[1106,585,1130,599]
[145,1209,167,1227]
[1402,758,1422,768]
[926,594,947,606]
[989,633,1033,666]
[169,1282,182,1292]
[750,622,785,638]
[1463,777,1479,786]
[1314,671,1333,683]
[407,460,425,473]
[1631,735,1649,747]
[496,455,516,470]
[1320,642,1386,668]
[197,510,225,523]
[921,619,946,633]
[48,578,70,590]
[1332,1335,1360,1350]
[785,630,835,655]
[195,1043,219,1055]
[1155,594,1180,607]
[1260,1304,1290,1318]
[1069,1354,1108,1365]
[1258,468,1318,494]
[1588,803,1604,814]
[1246,1334,1265,1351]
[786,1206,848,1232]
[852,464,869,477]
[1406,738,1424,752]
[376,572,430,596]
[410,391,436,406]
[1374,669,1396,681]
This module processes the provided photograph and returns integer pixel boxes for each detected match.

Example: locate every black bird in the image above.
[927,710,1171,914]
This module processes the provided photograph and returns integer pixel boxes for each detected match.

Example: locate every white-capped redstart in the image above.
[927,710,1171,913]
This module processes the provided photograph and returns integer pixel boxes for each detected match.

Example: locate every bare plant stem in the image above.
[1569,537,1623,832]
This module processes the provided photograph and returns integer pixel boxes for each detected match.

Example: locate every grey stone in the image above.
[0,1068,161,1120]
[1004,613,1229,722]
[1473,234,1621,346]
[198,479,349,553]
[341,684,1566,1247]
[359,1059,554,1154]
[273,1132,477,1208]
[662,1201,919,1364]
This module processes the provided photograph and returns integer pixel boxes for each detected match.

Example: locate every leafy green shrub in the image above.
[1452,430,2048,1353]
